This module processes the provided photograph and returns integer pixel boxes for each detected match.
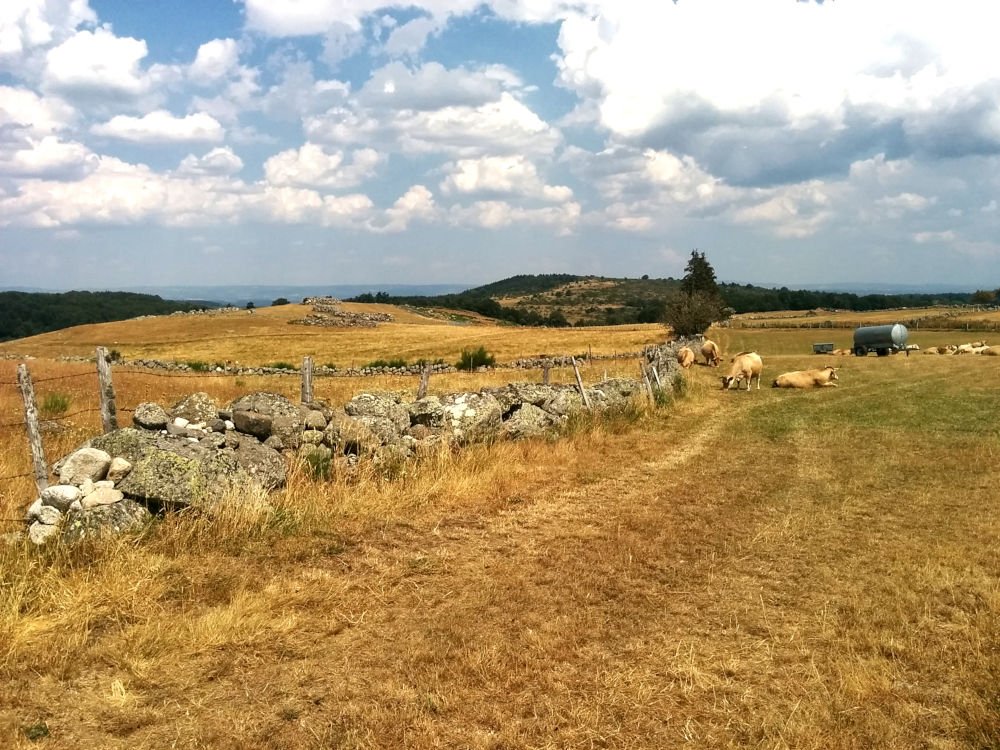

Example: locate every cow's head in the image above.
[827,366,839,380]
[721,375,737,390]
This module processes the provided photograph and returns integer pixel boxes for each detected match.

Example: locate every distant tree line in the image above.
[0,291,210,342]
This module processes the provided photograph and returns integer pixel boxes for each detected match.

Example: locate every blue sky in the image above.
[1,0,999,291]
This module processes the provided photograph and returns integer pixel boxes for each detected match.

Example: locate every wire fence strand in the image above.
[0,471,32,481]
[32,371,96,383]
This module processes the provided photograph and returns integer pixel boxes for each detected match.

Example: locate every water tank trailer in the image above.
[853,323,908,357]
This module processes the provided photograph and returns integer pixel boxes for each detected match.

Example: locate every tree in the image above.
[971,289,995,305]
[245,301,255,310]
[663,250,728,337]
[271,297,290,306]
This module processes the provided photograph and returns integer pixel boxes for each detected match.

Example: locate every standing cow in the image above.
[722,352,763,391]
[701,339,721,367]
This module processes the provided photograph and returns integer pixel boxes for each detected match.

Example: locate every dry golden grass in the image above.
[1,328,999,748]
[0,303,662,366]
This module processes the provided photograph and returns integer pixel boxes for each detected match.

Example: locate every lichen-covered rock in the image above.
[303,410,327,430]
[488,383,560,414]
[233,436,287,490]
[40,484,82,511]
[133,402,169,430]
[36,505,62,525]
[542,389,585,417]
[591,378,645,405]
[59,447,112,486]
[345,392,410,433]
[440,392,502,444]
[230,392,301,420]
[170,392,220,423]
[230,392,303,440]
[407,396,445,429]
[323,410,379,455]
[233,410,272,438]
[61,499,152,544]
[501,403,559,440]
[270,413,303,450]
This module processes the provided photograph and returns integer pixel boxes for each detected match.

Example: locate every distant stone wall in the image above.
[289,299,394,328]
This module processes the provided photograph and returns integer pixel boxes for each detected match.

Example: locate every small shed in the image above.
[812,342,835,354]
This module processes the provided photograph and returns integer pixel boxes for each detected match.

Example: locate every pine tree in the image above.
[664,250,729,337]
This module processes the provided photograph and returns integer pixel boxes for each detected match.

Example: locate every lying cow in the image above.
[722,351,763,391]
[676,346,695,369]
[772,366,839,388]
[701,339,721,367]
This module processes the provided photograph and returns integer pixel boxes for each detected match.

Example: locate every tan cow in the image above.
[701,339,721,367]
[722,351,763,391]
[772,366,839,388]
[676,346,695,369]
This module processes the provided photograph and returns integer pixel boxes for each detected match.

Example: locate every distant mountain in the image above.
[123,284,471,309]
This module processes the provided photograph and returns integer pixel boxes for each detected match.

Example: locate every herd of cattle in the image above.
[675,336,998,394]
[676,339,839,392]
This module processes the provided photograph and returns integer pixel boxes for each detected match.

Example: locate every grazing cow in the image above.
[923,347,940,355]
[701,339,721,367]
[721,351,763,391]
[676,346,695,369]
[772,366,839,388]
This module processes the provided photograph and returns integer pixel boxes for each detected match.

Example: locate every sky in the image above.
[1,0,999,291]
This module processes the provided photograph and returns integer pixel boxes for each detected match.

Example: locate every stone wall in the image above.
[15,342,682,545]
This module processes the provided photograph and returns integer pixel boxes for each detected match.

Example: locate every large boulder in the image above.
[488,383,560,415]
[407,396,445,429]
[89,428,277,510]
[591,378,645,405]
[440,392,502,444]
[58,448,111,486]
[61,499,152,544]
[234,436,287,490]
[345,392,410,433]
[133,402,169,430]
[501,403,559,440]
[323,410,378,455]
[170,392,219,423]
[40,484,82,512]
[230,392,303,441]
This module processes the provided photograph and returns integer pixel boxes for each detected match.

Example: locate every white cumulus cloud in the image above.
[91,110,225,143]
[264,143,382,189]
[440,155,572,202]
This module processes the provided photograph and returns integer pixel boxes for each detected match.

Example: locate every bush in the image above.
[456,346,495,371]
[363,357,408,369]
[268,361,296,371]
[271,297,290,306]
[663,291,728,337]
[40,392,71,418]
[185,360,211,372]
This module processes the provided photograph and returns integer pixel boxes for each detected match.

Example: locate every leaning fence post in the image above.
[301,355,314,404]
[95,346,118,433]
[571,356,592,410]
[17,363,48,493]
[640,361,654,401]
[542,360,551,385]
[651,365,662,389]
[416,363,432,400]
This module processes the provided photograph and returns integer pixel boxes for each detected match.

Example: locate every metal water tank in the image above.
[853,323,908,356]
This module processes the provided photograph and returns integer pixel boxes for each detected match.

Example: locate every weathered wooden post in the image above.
[17,363,48,493]
[542,360,551,385]
[416,363,432,399]
[651,366,662,389]
[301,355,314,404]
[640,361,654,400]
[570,356,592,410]
[95,346,117,433]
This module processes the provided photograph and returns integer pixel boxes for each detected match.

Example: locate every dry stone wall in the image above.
[15,342,682,546]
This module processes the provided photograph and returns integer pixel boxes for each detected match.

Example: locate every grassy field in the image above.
[1,318,999,748]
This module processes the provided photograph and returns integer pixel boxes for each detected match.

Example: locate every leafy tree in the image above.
[971,289,995,304]
[664,250,728,336]
[245,301,255,310]
[271,297,290,306]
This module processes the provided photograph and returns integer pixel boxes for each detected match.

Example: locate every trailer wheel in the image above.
[877,348,888,357]
[854,346,867,357]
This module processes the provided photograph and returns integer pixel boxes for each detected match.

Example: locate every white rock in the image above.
[37,505,62,525]
[79,478,95,497]
[41,484,82,511]
[28,522,60,546]
[167,418,190,436]
[69,500,82,511]
[81,487,124,509]
[58,447,112,485]
[225,420,235,430]
[26,497,43,522]
[106,457,132,483]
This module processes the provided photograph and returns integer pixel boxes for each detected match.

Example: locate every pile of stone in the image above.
[289,298,394,328]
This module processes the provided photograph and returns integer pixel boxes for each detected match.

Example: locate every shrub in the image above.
[40,392,71,418]
[267,361,296,371]
[106,349,122,363]
[363,357,408,369]
[271,297,290,306]
[185,360,211,372]
[456,346,495,371]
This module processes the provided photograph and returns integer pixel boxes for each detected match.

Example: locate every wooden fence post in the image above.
[95,346,117,433]
[542,360,551,385]
[640,361,654,400]
[571,357,592,410]
[651,366,662,389]
[17,364,48,494]
[301,355,314,404]
[416,363,432,400]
